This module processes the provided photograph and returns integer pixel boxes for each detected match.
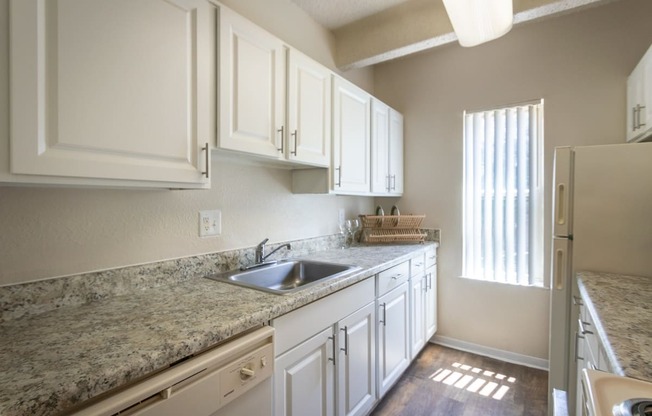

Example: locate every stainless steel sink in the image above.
[205,260,361,294]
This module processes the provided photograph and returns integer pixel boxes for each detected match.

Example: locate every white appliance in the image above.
[583,369,652,416]
[67,326,274,416]
[548,142,652,415]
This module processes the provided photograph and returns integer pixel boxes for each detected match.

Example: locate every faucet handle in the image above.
[257,238,269,248]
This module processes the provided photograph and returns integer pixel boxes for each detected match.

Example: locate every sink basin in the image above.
[205,260,361,294]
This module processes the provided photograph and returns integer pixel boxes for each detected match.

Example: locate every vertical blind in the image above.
[463,102,544,286]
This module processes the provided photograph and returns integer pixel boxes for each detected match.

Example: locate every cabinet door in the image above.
[275,327,336,416]
[388,109,404,195]
[219,6,285,159]
[337,302,376,416]
[410,275,426,359]
[9,0,212,187]
[287,50,331,167]
[332,77,371,194]
[377,283,410,398]
[626,62,645,142]
[425,266,438,339]
[371,99,390,194]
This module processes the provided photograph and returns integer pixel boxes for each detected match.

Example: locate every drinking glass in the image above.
[345,219,361,248]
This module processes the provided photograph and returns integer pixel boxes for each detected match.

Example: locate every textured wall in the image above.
[0,0,374,285]
[373,0,652,360]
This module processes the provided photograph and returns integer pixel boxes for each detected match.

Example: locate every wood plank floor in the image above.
[371,343,548,416]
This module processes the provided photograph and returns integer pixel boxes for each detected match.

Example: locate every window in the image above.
[462,101,544,286]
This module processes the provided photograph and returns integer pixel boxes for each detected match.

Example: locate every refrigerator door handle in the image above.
[554,247,566,290]
[556,183,567,226]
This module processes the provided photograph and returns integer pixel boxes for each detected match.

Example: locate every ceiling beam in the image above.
[333,0,616,70]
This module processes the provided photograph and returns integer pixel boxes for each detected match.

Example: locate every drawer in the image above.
[377,261,410,297]
[410,253,426,277]
[425,247,437,268]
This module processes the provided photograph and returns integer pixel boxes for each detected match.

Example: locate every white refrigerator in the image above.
[548,142,652,415]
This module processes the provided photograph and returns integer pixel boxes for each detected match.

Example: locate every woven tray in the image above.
[359,214,426,243]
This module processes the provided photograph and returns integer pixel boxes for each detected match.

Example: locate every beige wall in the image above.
[0,0,374,286]
[373,0,652,360]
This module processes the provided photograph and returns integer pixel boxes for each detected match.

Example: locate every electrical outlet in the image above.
[199,210,221,237]
[338,208,346,226]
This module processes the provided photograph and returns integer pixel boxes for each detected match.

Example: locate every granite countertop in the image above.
[577,271,652,382]
[0,243,435,416]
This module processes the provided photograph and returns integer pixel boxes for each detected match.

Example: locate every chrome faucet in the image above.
[255,238,292,264]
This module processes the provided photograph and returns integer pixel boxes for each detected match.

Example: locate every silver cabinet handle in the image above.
[391,273,402,280]
[575,332,585,362]
[277,126,284,153]
[428,273,433,290]
[201,142,209,178]
[335,166,342,187]
[572,295,584,306]
[379,303,387,326]
[340,326,349,356]
[328,335,336,366]
[578,319,593,335]
[291,130,298,156]
[638,105,646,128]
[633,106,638,131]
[391,174,396,190]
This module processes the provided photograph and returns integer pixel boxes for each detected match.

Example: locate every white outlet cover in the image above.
[199,210,221,237]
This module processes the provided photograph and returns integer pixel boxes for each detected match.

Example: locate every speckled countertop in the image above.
[577,271,652,382]
[0,243,435,416]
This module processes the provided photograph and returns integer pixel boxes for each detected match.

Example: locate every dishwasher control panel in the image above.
[218,342,274,408]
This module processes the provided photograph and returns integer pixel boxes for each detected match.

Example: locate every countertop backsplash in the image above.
[0,229,440,323]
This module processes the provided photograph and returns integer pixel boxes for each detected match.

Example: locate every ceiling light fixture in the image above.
[442,0,514,47]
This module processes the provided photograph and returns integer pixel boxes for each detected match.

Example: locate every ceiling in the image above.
[289,0,615,69]
[289,0,412,30]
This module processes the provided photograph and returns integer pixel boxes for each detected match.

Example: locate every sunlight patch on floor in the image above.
[429,361,517,401]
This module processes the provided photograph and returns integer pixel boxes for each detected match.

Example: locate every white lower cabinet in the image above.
[410,249,438,359]
[272,279,375,416]
[337,302,376,416]
[272,248,437,416]
[274,327,336,416]
[377,282,410,398]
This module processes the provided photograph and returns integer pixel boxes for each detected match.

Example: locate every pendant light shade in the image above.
[442,0,513,47]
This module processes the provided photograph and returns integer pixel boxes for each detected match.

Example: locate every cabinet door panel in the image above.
[388,109,404,195]
[410,276,425,358]
[338,302,376,416]
[378,283,410,398]
[332,77,371,194]
[10,0,211,185]
[275,327,335,416]
[371,100,390,193]
[219,6,285,158]
[425,266,438,339]
[288,50,331,166]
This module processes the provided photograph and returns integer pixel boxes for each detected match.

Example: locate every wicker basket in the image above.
[359,214,426,244]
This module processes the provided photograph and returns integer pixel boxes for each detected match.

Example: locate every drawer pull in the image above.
[379,303,387,326]
[340,327,349,356]
[572,295,584,306]
[391,273,402,280]
[328,335,336,366]
[575,332,585,362]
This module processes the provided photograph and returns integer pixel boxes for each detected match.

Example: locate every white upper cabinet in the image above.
[371,100,390,193]
[332,76,371,194]
[627,44,652,142]
[218,7,330,167]
[218,6,286,159]
[9,0,213,188]
[287,50,331,167]
[371,99,403,196]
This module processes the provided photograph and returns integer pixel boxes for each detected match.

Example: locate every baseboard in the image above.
[430,335,549,371]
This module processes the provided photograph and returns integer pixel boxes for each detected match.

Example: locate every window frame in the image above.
[462,99,545,287]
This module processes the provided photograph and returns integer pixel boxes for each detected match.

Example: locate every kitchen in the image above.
[1,0,651,415]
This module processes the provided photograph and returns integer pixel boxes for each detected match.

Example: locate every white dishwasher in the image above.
[68,326,274,416]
